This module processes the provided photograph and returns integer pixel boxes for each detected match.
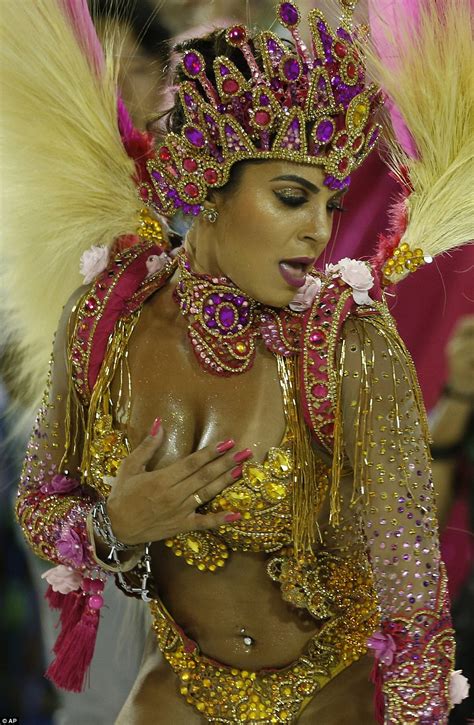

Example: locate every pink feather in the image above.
[368,0,421,158]
[59,0,105,77]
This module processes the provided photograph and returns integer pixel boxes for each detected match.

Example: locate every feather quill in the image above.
[0,0,142,406]
[367,0,474,280]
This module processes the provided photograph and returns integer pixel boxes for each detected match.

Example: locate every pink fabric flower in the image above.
[367,631,397,666]
[50,474,80,493]
[450,670,470,705]
[337,257,374,305]
[41,564,83,594]
[146,252,169,278]
[57,526,87,567]
[79,244,110,284]
[289,275,321,312]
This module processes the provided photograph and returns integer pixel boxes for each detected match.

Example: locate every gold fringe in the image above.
[329,337,346,526]
[81,313,139,479]
[277,355,325,556]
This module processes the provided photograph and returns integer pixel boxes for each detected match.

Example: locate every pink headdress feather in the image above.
[59,0,105,77]
[368,0,420,158]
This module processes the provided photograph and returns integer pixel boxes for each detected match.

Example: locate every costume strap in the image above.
[71,243,176,405]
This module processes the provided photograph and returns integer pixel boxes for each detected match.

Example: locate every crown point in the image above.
[226,25,247,47]
[279,2,300,28]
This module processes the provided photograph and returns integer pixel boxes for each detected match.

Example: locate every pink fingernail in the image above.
[216,439,235,453]
[231,465,243,480]
[150,417,162,437]
[233,448,252,463]
[225,512,242,523]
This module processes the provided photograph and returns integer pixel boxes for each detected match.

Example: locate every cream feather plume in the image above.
[367,0,474,282]
[0,0,142,406]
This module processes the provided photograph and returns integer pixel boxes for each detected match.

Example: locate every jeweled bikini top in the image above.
[165,433,331,572]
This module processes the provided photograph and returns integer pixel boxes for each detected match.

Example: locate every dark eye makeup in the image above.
[274,189,347,212]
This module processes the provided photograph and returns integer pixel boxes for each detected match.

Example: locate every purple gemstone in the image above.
[368,128,379,146]
[184,93,195,109]
[219,64,230,76]
[185,127,205,147]
[280,2,299,26]
[316,119,334,143]
[290,117,300,133]
[210,294,221,304]
[204,305,215,315]
[259,94,270,106]
[283,58,300,81]
[183,52,202,77]
[207,319,217,328]
[218,306,236,328]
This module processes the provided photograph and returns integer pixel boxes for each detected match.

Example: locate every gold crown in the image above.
[140,1,382,217]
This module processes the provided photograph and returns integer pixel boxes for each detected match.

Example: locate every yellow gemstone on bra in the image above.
[246,465,266,486]
[226,487,253,509]
[275,451,290,471]
[263,481,287,501]
[186,536,202,554]
[235,342,247,353]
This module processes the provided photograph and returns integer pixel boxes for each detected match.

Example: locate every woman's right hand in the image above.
[106,419,251,546]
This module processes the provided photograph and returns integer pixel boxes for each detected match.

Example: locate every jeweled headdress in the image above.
[140,0,383,217]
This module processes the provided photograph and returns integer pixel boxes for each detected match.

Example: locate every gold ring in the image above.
[193,492,204,507]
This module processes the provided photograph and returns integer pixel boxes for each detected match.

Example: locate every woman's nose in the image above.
[298,210,332,249]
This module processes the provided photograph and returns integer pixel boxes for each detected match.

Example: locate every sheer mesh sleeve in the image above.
[16,290,97,571]
[338,310,455,724]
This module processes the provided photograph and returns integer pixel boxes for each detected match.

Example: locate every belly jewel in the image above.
[240,628,255,647]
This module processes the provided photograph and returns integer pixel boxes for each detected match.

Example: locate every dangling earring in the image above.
[202,207,219,224]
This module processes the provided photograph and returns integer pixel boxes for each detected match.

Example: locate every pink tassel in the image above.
[46,605,99,693]
[370,660,385,725]
[45,584,66,610]
[53,590,87,655]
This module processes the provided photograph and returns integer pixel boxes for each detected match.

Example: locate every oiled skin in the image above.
[114,281,376,724]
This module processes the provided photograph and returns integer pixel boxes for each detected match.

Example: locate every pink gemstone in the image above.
[89,594,104,610]
[159,146,172,161]
[86,298,97,311]
[347,62,356,79]
[184,182,199,198]
[312,384,328,398]
[227,25,247,46]
[255,110,271,127]
[183,157,198,173]
[334,41,347,59]
[203,168,218,184]
[338,158,349,173]
[336,134,348,148]
[222,78,239,95]
[310,330,326,345]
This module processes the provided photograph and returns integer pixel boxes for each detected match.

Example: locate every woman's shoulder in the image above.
[67,241,177,404]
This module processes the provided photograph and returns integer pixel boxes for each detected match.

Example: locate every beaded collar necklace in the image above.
[173,251,303,376]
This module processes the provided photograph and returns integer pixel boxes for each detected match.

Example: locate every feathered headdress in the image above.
[368,0,474,283]
[0,0,159,406]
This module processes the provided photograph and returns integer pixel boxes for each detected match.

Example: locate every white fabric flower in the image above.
[289,275,321,312]
[324,262,341,278]
[41,564,82,594]
[449,670,470,705]
[337,257,374,305]
[146,252,169,278]
[79,245,110,284]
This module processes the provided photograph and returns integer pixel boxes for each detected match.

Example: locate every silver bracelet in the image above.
[116,544,153,602]
[90,500,136,558]
[91,501,153,601]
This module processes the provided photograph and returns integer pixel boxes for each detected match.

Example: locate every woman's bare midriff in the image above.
[115,284,375,722]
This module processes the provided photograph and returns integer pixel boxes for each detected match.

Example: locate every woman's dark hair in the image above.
[89,0,170,62]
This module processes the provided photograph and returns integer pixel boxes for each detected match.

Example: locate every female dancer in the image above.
[3,0,472,722]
